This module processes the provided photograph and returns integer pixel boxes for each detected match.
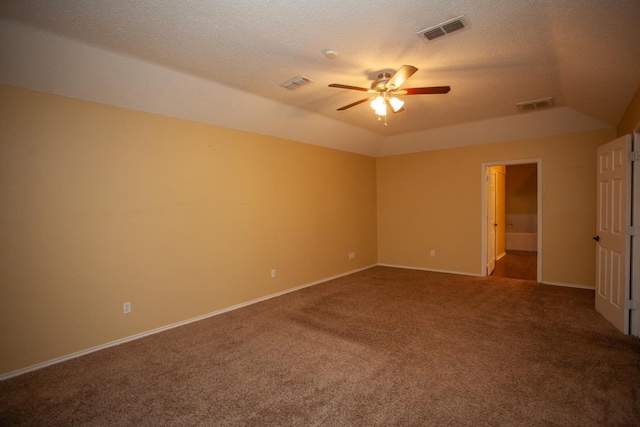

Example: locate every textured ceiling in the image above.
[1,0,640,140]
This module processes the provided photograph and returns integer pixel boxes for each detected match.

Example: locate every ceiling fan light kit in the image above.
[329,65,450,125]
[370,96,387,116]
[370,94,404,115]
[389,97,404,112]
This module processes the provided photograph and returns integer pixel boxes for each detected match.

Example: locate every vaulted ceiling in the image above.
[1,1,639,156]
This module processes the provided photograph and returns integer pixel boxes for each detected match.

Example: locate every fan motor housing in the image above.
[371,73,392,91]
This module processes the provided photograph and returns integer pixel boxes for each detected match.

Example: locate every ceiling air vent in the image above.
[418,16,468,41]
[516,97,555,112]
[280,76,312,90]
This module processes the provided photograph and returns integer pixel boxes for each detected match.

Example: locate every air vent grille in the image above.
[442,20,466,34]
[418,16,468,41]
[516,97,555,112]
[423,27,446,41]
[279,76,312,90]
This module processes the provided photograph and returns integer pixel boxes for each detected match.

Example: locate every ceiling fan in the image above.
[329,65,450,125]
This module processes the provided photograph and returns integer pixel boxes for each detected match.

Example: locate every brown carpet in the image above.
[493,250,537,281]
[1,267,639,426]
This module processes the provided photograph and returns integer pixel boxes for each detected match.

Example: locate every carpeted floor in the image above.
[492,250,537,281]
[1,266,639,426]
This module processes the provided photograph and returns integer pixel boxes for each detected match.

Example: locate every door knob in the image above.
[593,235,600,241]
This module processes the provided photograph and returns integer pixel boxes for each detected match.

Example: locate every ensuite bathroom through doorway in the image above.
[488,163,538,281]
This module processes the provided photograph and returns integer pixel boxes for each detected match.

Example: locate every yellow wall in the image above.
[0,85,377,375]
[377,128,615,283]
[0,81,630,377]
[618,85,640,136]
[506,164,537,215]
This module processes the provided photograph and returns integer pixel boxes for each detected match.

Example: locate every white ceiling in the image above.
[1,0,640,156]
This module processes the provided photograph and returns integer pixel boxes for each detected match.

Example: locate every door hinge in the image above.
[632,150,640,162]
[629,226,637,236]
[625,300,638,310]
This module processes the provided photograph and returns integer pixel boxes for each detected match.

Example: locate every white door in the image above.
[487,168,497,274]
[595,134,632,334]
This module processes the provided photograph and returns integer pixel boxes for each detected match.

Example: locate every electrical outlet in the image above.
[271,269,276,278]
[430,250,436,257]
[123,302,131,314]
[349,252,355,259]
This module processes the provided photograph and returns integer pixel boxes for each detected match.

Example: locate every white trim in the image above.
[481,159,543,282]
[377,264,592,290]
[541,281,594,290]
[0,265,376,381]
[378,264,594,290]
[377,263,484,277]
[496,251,507,261]
[632,125,640,337]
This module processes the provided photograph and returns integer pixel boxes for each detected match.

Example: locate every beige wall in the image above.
[618,85,640,136]
[1,80,633,377]
[377,127,615,283]
[506,164,537,215]
[0,86,377,375]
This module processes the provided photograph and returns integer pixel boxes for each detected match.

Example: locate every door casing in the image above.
[631,124,639,338]
[487,167,497,275]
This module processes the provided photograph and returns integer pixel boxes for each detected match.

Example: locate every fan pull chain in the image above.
[376,114,388,126]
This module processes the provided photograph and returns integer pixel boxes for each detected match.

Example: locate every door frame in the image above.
[481,159,543,281]
[487,167,497,275]
[633,123,640,337]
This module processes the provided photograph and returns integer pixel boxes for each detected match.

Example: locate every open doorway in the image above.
[482,160,542,282]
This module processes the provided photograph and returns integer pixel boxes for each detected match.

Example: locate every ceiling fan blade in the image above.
[329,83,369,92]
[386,65,418,90]
[337,98,370,111]
[403,86,451,95]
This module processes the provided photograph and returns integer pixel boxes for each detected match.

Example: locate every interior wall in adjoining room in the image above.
[0,85,378,377]
[505,163,537,252]
[376,127,615,285]
[506,164,538,218]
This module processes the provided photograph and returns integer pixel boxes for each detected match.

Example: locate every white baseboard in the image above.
[377,263,483,277]
[541,280,594,290]
[496,251,507,261]
[0,264,376,381]
[377,264,595,290]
